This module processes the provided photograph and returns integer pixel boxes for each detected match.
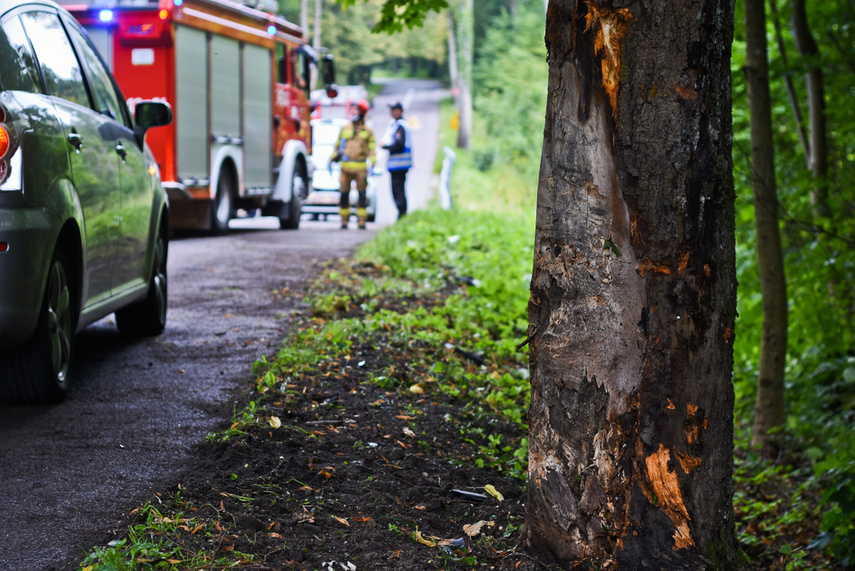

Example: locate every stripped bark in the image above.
[523,0,737,567]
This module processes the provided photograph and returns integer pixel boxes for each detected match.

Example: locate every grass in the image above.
[79,96,848,570]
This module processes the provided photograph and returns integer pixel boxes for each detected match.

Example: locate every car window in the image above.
[20,11,89,107]
[64,22,126,124]
[0,16,41,93]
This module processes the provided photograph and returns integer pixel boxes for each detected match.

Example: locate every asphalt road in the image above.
[0,79,445,571]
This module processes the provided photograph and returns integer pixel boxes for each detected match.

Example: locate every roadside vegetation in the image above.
[80,0,853,568]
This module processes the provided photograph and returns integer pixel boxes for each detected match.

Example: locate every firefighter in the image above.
[380,101,413,219]
[331,99,375,229]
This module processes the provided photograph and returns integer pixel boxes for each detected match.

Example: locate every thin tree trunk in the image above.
[446,10,459,101]
[791,0,829,216]
[454,0,473,150]
[523,0,737,566]
[744,0,788,458]
[769,0,809,166]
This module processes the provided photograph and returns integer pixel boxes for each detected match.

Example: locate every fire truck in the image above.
[60,0,335,233]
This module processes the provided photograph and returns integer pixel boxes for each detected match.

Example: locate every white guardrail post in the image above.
[439,146,456,210]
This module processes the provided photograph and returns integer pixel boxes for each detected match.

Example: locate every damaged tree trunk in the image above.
[523,0,738,568]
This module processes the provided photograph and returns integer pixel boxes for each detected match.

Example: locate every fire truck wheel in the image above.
[211,174,234,235]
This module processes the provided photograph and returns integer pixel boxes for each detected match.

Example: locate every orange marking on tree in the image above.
[675,85,699,100]
[638,258,671,277]
[687,403,699,416]
[678,252,690,274]
[676,450,702,474]
[643,444,695,549]
[584,1,635,118]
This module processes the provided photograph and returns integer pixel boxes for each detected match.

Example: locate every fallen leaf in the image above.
[269,532,283,538]
[334,516,350,526]
[319,469,334,479]
[413,529,436,547]
[403,427,416,438]
[268,416,281,429]
[295,507,315,524]
[463,520,490,537]
[353,516,372,522]
[409,384,425,394]
[191,523,204,535]
[396,415,416,420]
[484,484,504,501]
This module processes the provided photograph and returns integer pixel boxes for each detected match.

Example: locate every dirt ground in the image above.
[107,257,559,571]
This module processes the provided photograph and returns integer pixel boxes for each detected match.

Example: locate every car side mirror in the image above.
[133,101,173,148]
[321,54,335,88]
[135,101,173,128]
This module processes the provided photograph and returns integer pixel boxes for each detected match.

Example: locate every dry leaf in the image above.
[353,516,372,522]
[409,384,425,394]
[319,469,334,479]
[268,416,281,429]
[295,507,315,524]
[413,529,436,547]
[403,427,416,438]
[463,520,489,537]
[484,484,504,501]
[334,516,350,526]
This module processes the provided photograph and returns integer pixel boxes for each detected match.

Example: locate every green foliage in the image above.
[731,0,855,565]
[472,0,547,182]
[80,499,255,570]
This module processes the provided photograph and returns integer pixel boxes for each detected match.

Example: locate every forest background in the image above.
[284,0,854,566]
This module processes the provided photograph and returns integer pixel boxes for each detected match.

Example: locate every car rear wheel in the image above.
[0,251,74,404]
[116,227,168,337]
[211,174,233,235]
[279,165,307,230]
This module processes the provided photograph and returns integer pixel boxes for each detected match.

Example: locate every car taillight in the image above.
[0,126,9,159]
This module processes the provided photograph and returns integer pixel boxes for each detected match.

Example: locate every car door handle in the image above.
[67,132,83,152]
[116,143,127,161]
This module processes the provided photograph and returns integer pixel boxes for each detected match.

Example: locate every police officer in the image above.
[381,101,412,219]
[331,99,375,229]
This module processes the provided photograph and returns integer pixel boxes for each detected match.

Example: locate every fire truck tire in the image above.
[116,226,168,337]
[211,174,234,235]
[279,166,307,230]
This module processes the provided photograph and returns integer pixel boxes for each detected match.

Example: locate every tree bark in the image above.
[524,0,737,567]
[791,0,829,216]
[744,0,788,457]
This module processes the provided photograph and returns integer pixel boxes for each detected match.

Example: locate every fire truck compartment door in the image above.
[210,35,240,139]
[242,43,272,189]
[175,25,208,183]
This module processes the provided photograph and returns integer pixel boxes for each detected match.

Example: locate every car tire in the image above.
[279,164,307,230]
[0,250,74,404]
[115,226,168,337]
[211,174,233,235]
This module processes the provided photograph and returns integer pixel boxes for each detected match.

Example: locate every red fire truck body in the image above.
[61,0,330,233]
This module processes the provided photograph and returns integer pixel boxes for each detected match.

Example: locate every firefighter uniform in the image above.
[332,110,375,229]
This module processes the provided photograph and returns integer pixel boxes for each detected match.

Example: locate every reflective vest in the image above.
[385,119,412,171]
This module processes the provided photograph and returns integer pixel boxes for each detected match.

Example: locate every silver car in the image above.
[0,0,172,404]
